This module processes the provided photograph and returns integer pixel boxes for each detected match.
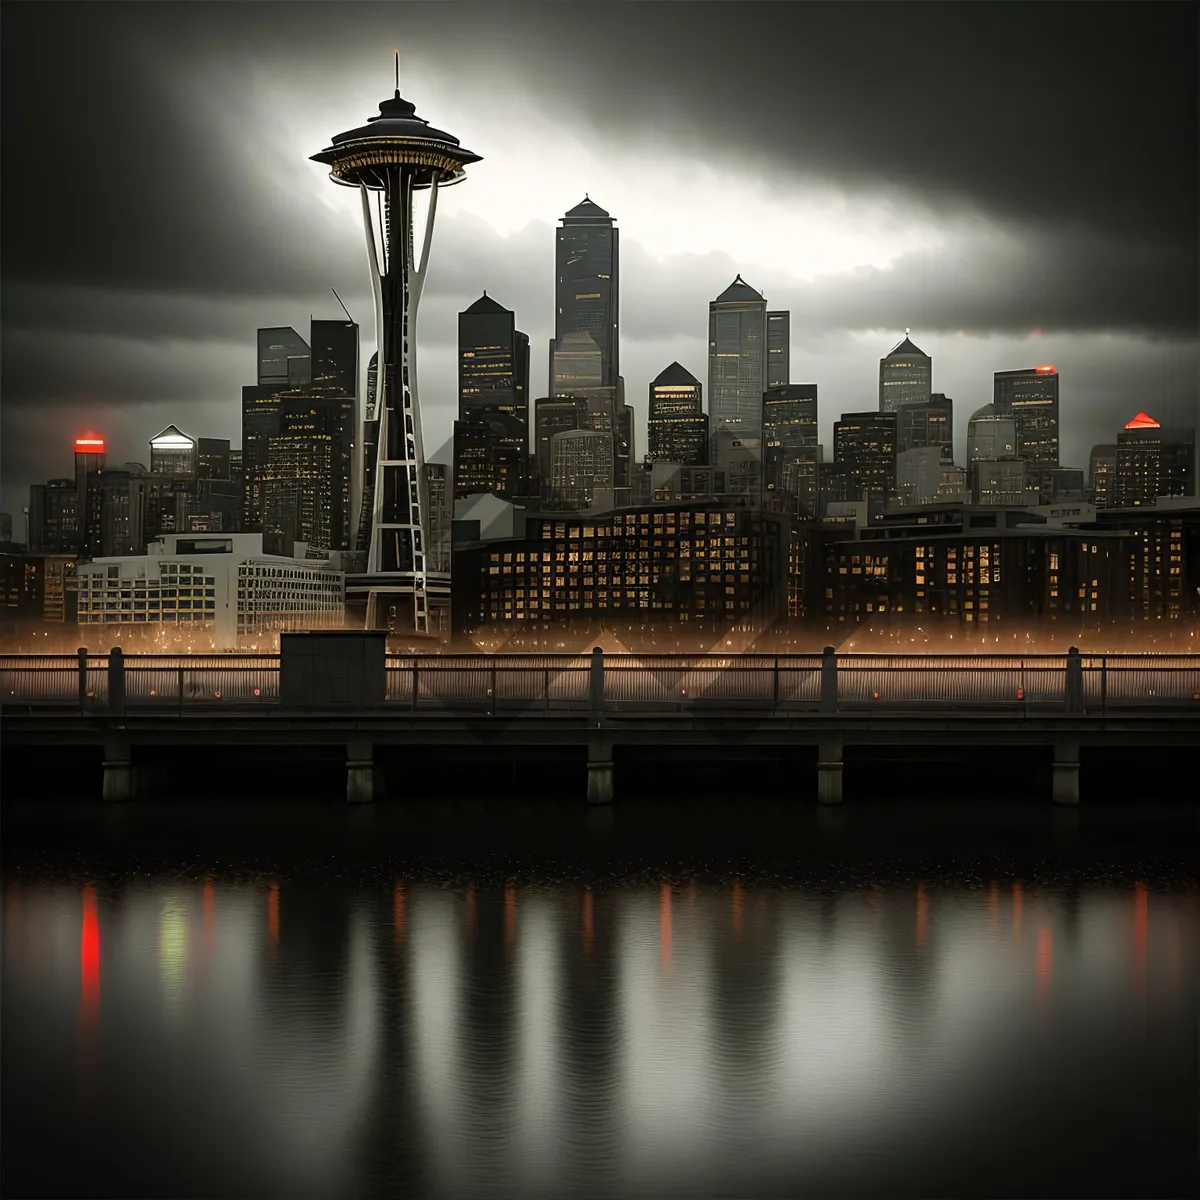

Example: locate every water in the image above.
[3,799,1198,1198]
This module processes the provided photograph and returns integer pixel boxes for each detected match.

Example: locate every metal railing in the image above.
[2,649,1199,714]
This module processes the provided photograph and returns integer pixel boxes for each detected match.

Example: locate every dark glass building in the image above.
[647,362,707,465]
[833,411,898,501]
[257,327,311,390]
[1111,412,1196,508]
[310,318,359,549]
[994,365,1060,466]
[878,335,932,413]
[763,384,818,492]
[534,396,589,496]
[197,438,231,481]
[766,311,790,389]
[454,293,530,499]
[28,479,81,554]
[896,393,953,459]
[555,198,619,388]
[708,276,767,439]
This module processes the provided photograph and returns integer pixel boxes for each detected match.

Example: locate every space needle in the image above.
[312,58,480,636]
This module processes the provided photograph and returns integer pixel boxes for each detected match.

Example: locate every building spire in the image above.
[394,49,399,94]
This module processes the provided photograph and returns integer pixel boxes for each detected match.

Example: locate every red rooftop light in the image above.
[74,434,105,451]
[1034,364,1056,374]
[1125,411,1161,429]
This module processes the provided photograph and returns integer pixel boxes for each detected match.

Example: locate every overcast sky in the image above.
[2,1,1197,521]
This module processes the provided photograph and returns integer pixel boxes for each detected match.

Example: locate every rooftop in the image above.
[463,292,510,316]
[884,335,929,359]
[1125,411,1161,429]
[562,195,612,222]
[652,361,701,387]
[713,274,765,304]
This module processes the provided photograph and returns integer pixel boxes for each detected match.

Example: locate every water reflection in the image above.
[3,874,1197,1198]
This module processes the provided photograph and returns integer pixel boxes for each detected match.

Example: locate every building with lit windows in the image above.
[709,276,768,439]
[1110,413,1195,508]
[833,411,897,502]
[28,479,81,553]
[0,550,78,630]
[74,434,106,509]
[967,402,1023,504]
[878,334,932,413]
[534,396,588,494]
[766,311,790,388]
[763,384,819,514]
[455,293,530,499]
[76,533,344,648]
[555,198,619,388]
[1089,444,1119,508]
[149,426,198,478]
[1090,501,1200,620]
[896,393,953,459]
[647,362,707,465]
[197,438,231,481]
[994,365,1060,466]
[454,502,794,632]
[549,429,614,510]
[894,447,947,508]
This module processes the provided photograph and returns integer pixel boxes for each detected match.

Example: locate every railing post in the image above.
[178,666,184,715]
[411,661,419,711]
[1065,646,1083,714]
[490,660,497,716]
[820,645,838,714]
[589,646,604,728]
[545,667,550,711]
[773,655,780,708]
[1100,655,1107,716]
[108,646,126,717]
[77,646,88,714]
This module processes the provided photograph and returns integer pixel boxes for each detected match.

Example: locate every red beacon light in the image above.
[1034,364,1056,374]
[74,435,106,451]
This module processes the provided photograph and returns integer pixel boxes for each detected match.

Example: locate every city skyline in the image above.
[2,3,1196,520]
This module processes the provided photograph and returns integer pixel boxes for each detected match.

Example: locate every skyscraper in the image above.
[878,334,932,413]
[1111,413,1196,507]
[708,276,768,439]
[534,396,589,492]
[258,327,312,389]
[766,311,790,389]
[549,429,614,510]
[455,293,530,499]
[896,393,954,460]
[994,365,1059,466]
[833,411,897,501]
[762,384,819,505]
[261,394,337,553]
[555,198,619,387]
[966,402,1023,505]
[197,438,231,481]
[310,318,360,550]
[149,426,198,477]
[647,362,707,465]
[313,79,480,635]
[1089,443,1120,508]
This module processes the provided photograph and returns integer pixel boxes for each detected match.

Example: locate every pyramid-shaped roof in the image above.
[652,361,701,387]
[463,291,510,316]
[563,195,611,220]
[149,424,194,447]
[885,335,929,358]
[1125,411,1161,429]
[714,274,765,304]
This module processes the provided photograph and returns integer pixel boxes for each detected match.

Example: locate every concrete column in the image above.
[1064,646,1084,714]
[817,736,843,805]
[103,739,133,802]
[1052,739,1080,806]
[820,646,838,714]
[346,742,376,804]
[587,738,614,805]
[108,646,126,716]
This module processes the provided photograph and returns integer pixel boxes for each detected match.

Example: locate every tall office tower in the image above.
[258,327,312,389]
[895,446,948,507]
[833,411,898,500]
[555,197,619,387]
[763,384,818,494]
[534,396,589,495]
[1111,413,1196,507]
[149,426,198,477]
[994,365,1059,465]
[84,465,148,558]
[549,428,614,509]
[878,333,932,413]
[310,317,360,550]
[709,276,768,439]
[896,393,954,459]
[766,311,790,388]
[1089,443,1119,508]
[197,438,232,480]
[454,292,530,499]
[313,79,479,635]
[647,362,707,464]
[550,329,604,395]
[354,353,380,553]
[424,463,451,573]
[966,402,1023,504]
[242,382,283,531]
[28,479,80,553]
[74,433,106,510]
[780,448,822,519]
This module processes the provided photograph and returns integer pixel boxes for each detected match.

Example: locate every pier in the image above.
[3,645,1198,806]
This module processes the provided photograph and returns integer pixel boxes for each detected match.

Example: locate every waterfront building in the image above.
[1092,500,1200,620]
[709,276,768,439]
[833,411,897,502]
[28,479,81,554]
[994,365,1060,466]
[896,393,953,459]
[555,197,619,387]
[878,334,932,413]
[0,550,78,629]
[149,426,198,478]
[313,81,479,635]
[766,311,790,388]
[1110,413,1196,508]
[455,293,530,499]
[647,363,707,465]
[76,532,344,648]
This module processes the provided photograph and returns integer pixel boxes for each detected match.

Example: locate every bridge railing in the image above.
[3,650,1199,713]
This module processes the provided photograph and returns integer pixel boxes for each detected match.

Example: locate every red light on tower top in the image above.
[1034,364,1056,374]
[1125,411,1161,430]
[74,432,105,452]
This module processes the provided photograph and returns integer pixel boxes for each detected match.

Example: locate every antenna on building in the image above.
[395,49,399,92]
[905,327,910,337]
[332,287,354,324]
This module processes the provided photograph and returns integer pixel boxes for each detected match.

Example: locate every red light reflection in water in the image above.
[1036,929,1053,1004]
[1013,882,1023,940]
[267,882,279,957]
[393,882,406,950]
[660,884,672,970]
[505,885,516,951]
[1133,882,1148,1009]
[203,877,215,959]
[81,885,100,1024]
[916,885,927,952]
[732,881,743,937]
[582,889,594,958]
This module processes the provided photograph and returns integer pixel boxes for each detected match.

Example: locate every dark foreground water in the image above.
[3,798,1198,1198]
